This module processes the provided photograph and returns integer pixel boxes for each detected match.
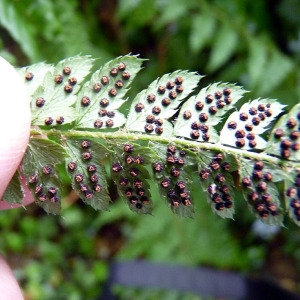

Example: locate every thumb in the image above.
[0,255,24,299]
[0,57,31,202]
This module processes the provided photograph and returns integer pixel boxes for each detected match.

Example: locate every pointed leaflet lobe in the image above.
[265,103,300,160]
[284,170,300,226]
[22,138,66,214]
[108,142,154,214]
[23,55,94,126]
[3,171,23,204]
[189,12,216,54]
[220,99,285,150]
[65,139,111,211]
[75,55,145,130]
[207,24,238,72]
[150,142,198,217]
[174,83,245,142]
[197,150,238,219]
[18,62,53,97]
[126,71,200,137]
[239,158,284,226]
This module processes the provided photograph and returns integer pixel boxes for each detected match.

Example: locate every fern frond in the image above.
[3,55,300,227]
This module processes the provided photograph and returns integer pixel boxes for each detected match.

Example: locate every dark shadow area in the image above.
[100,260,300,300]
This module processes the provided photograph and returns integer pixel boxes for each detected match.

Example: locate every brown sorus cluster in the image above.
[87,164,97,173]
[39,66,76,128]
[109,88,117,97]
[202,153,233,211]
[86,62,130,128]
[81,96,90,107]
[183,110,192,120]
[93,83,102,93]
[42,165,52,175]
[158,145,192,207]
[28,173,38,184]
[188,87,235,141]
[94,119,103,128]
[113,143,150,211]
[25,72,34,81]
[63,66,71,75]
[27,168,60,203]
[161,97,171,106]
[64,84,73,93]
[36,97,45,107]
[133,76,184,135]
[44,117,53,126]
[272,116,300,159]
[55,75,63,84]
[135,102,144,112]
[207,182,233,211]
[287,172,300,221]
[68,77,77,86]
[97,109,109,117]
[110,67,118,77]
[101,75,109,85]
[112,162,123,173]
[226,102,273,149]
[107,111,115,118]
[82,151,92,160]
[242,160,279,219]
[106,119,114,127]
[56,116,64,125]
[145,115,155,123]
[68,161,77,171]
[67,141,103,199]
[100,98,109,107]
[81,140,91,149]
[115,80,124,88]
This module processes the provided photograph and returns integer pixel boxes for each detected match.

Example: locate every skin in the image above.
[0,56,33,299]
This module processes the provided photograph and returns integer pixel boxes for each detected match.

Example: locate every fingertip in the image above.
[0,57,31,199]
[0,255,24,299]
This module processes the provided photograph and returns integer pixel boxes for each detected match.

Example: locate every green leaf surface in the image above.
[27,55,94,126]
[265,103,300,161]
[239,158,284,226]
[23,138,66,173]
[256,49,293,95]
[189,13,216,54]
[75,55,144,130]
[126,71,200,136]
[220,99,285,150]
[18,62,53,96]
[65,139,112,211]
[22,138,66,214]
[0,0,41,62]
[197,150,238,219]
[150,142,198,217]
[118,0,156,27]
[155,0,189,29]
[174,83,245,142]
[247,37,268,88]
[2,171,23,205]
[207,24,238,72]
[284,170,300,226]
[108,141,154,214]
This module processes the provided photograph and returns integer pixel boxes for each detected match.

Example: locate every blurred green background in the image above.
[1,0,300,299]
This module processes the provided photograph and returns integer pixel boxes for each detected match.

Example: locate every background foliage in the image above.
[1,0,300,299]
